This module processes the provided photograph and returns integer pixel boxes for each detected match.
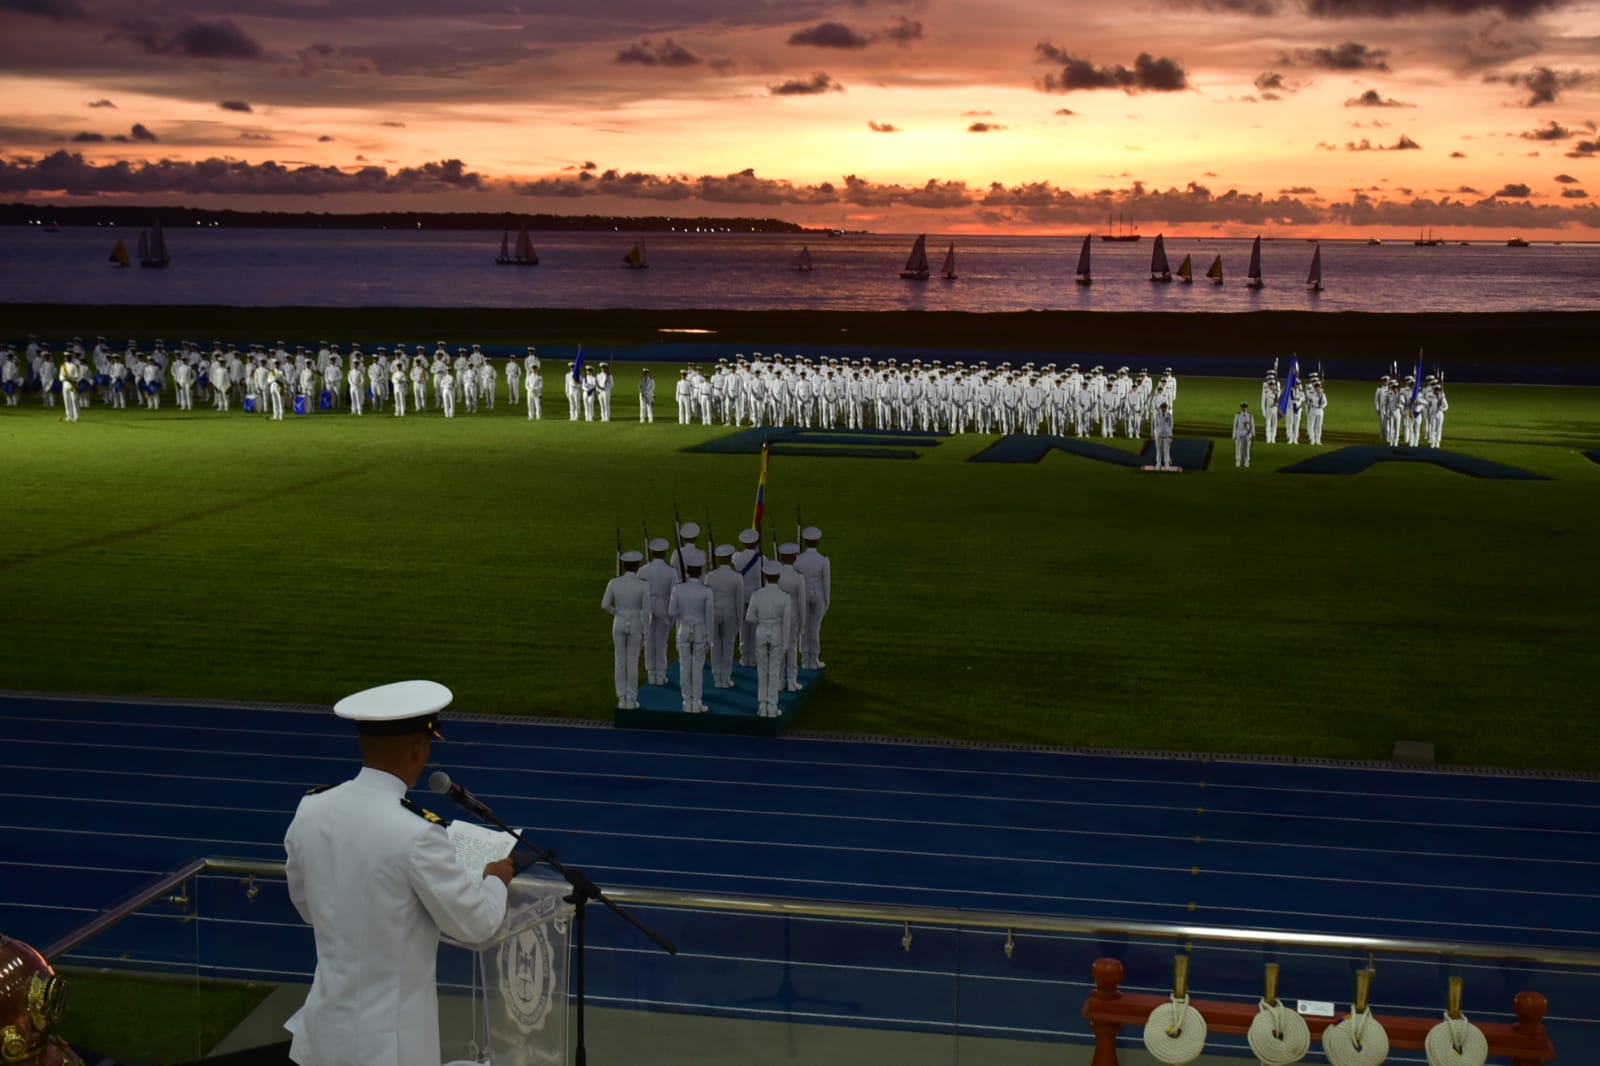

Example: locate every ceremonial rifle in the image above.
[704,508,716,560]
[670,499,687,582]
[642,518,652,558]
[796,505,804,550]
[615,520,623,578]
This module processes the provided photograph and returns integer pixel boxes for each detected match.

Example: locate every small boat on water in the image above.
[790,245,814,272]
[109,240,130,268]
[1073,235,1092,286]
[1305,243,1323,292]
[622,242,649,269]
[1206,254,1224,285]
[1149,234,1172,283]
[496,224,539,265]
[1176,253,1194,284]
[1366,237,1382,246]
[1505,237,1530,248]
[139,218,170,268]
[940,242,957,280]
[900,234,930,280]
[1244,235,1264,290]
[44,221,60,233]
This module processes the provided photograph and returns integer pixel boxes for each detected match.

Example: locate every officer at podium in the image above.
[284,680,514,1066]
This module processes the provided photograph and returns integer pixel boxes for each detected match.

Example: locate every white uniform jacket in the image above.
[284,767,509,1066]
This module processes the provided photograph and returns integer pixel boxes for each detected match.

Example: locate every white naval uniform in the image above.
[704,562,746,687]
[639,558,678,684]
[792,547,830,669]
[284,767,509,1066]
[776,564,808,689]
[602,572,651,708]
[1233,410,1255,467]
[745,583,793,716]
[669,576,716,711]
[1152,408,1174,469]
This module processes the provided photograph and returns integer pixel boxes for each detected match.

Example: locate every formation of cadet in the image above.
[0,336,551,421]
[666,354,1180,438]
[602,523,830,718]
[1374,373,1450,448]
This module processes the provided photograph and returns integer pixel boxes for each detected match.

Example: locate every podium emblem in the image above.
[498,924,556,1034]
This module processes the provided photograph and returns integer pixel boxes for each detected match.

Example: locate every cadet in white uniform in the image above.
[1233,401,1255,467]
[638,369,655,423]
[639,539,678,686]
[732,529,764,667]
[59,354,81,422]
[775,543,808,691]
[668,547,715,712]
[1305,380,1327,445]
[1152,401,1174,469]
[1261,373,1280,444]
[745,560,793,717]
[1425,384,1449,447]
[506,359,521,406]
[602,551,651,709]
[792,527,830,670]
[705,544,746,689]
[284,681,513,1066]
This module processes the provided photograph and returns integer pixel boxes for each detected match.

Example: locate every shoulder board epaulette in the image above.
[401,797,448,826]
[304,784,335,796]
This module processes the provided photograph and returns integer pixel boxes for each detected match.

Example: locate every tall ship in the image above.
[1415,227,1443,247]
[1101,210,1141,242]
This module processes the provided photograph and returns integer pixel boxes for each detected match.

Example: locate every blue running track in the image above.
[2,694,1596,1057]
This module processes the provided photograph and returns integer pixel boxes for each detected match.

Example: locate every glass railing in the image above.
[35,857,1599,1064]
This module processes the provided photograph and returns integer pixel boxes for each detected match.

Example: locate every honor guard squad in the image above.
[284,681,514,1066]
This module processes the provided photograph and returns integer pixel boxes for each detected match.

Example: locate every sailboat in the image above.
[900,234,930,280]
[1101,210,1141,242]
[109,240,131,268]
[1414,226,1442,247]
[1074,235,1092,286]
[790,245,814,272]
[1149,234,1172,283]
[621,242,648,269]
[496,224,538,265]
[941,242,957,280]
[1244,236,1264,290]
[139,218,169,268]
[1205,254,1224,285]
[1176,253,1193,284]
[1305,244,1323,292]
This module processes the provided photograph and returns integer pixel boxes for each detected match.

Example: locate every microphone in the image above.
[428,770,494,820]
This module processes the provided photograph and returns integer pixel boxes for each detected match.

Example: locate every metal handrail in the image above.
[44,856,1600,971]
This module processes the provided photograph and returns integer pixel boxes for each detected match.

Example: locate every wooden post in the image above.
[1511,990,1549,1066]
[1087,957,1125,1066]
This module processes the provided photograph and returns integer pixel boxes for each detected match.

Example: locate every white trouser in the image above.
[676,629,708,710]
[349,385,363,414]
[1308,410,1322,444]
[393,386,405,416]
[413,382,427,410]
[509,378,520,404]
[640,394,653,423]
[528,392,541,419]
[62,388,78,421]
[1264,408,1278,442]
[802,598,825,668]
[711,613,738,684]
[1287,409,1302,443]
[1235,436,1251,466]
[1156,436,1172,468]
[612,613,644,706]
[646,614,670,682]
[442,391,455,417]
[755,625,784,712]
[269,390,284,419]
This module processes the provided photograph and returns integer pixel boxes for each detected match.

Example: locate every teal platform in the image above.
[615,660,824,737]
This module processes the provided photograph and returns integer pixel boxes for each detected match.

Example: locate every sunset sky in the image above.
[2,0,1598,237]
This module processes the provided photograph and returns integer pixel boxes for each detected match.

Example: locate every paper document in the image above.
[446,819,518,873]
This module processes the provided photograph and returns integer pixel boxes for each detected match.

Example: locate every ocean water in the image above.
[2,226,1597,314]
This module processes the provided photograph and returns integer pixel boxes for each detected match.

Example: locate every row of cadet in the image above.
[665,354,1182,439]
[1257,367,1451,449]
[602,523,831,719]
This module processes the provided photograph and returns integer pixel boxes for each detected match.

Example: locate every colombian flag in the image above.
[751,441,770,532]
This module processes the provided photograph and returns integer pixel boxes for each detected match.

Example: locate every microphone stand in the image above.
[448,797,677,1066]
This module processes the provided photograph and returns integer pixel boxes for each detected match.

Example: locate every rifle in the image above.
[615,520,624,578]
[642,518,652,557]
[796,505,804,550]
[705,507,716,561]
[670,500,687,582]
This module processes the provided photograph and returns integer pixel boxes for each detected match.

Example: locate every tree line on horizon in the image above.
[0,204,811,233]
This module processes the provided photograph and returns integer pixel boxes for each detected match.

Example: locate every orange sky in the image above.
[2,0,1598,238]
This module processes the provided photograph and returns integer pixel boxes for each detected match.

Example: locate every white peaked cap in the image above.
[714,544,735,559]
[334,679,450,736]
[620,550,643,564]
[738,529,760,546]
[778,542,799,556]
[680,546,705,569]
[761,560,782,577]
[801,526,821,541]
[648,538,670,552]
[678,522,701,538]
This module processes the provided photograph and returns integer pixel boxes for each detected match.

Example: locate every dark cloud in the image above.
[380,121,406,128]
[0,151,485,196]
[218,100,253,112]
[1553,172,1578,182]
[1456,185,1482,194]
[115,17,267,60]
[1281,185,1317,194]
[615,37,700,66]
[1294,41,1390,71]
[769,72,843,96]
[962,110,994,116]
[0,0,85,19]
[1565,140,1598,158]
[1486,66,1596,106]
[883,17,923,45]
[240,131,273,140]
[1054,108,1077,116]
[1493,182,1532,197]
[70,131,104,142]
[968,122,1006,132]
[1521,120,1571,140]
[1330,190,1600,230]
[1560,188,1588,198]
[1255,71,1287,92]
[788,22,869,49]
[1036,44,1190,94]
[1305,0,1567,16]
[1172,0,1280,13]
[1450,150,1467,157]
[1346,89,1413,107]
[87,99,116,109]
[1340,134,1421,150]
[317,134,334,142]
[867,121,900,132]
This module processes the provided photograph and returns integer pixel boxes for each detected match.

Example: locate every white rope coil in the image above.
[1324,1007,1391,1066]
[1424,1013,1489,1066]
[1247,999,1311,1065]
[1143,995,1208,1065]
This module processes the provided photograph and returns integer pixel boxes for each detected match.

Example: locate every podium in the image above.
[442,873,575,1066]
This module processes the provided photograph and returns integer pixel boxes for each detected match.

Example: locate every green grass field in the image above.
[3,350,1598,771]
[56,971,273,1064]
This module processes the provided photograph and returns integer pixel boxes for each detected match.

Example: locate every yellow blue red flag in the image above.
[751,441,770,532]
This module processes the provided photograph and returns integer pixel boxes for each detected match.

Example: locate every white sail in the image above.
[941,242,957,279]
[1306,244,1323,291]
[901,234,930,278]
[1150,234,1172,282]
[515,224,536,262]
[149,218,168,263]
[1245,236,1263,289]
[790,245,813,271]
[1074,235,1092,285]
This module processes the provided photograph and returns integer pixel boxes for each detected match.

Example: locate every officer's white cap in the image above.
[738,529,760,546]
[648,538,670,552]
[620,550,643,564]
[678,522,700,538]
[761,560,782,577]
[680,546,705,569]
[802,526,822,541]
[714,544,734,559]
[334,679,450,737]
[778,542,798,556]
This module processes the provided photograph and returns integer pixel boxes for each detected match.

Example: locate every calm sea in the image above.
[2,226,1597,314]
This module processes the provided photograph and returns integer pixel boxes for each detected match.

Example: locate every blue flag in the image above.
[1407,352,1424,414]
[572,346,585,384]
[1276,355,1299,415]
